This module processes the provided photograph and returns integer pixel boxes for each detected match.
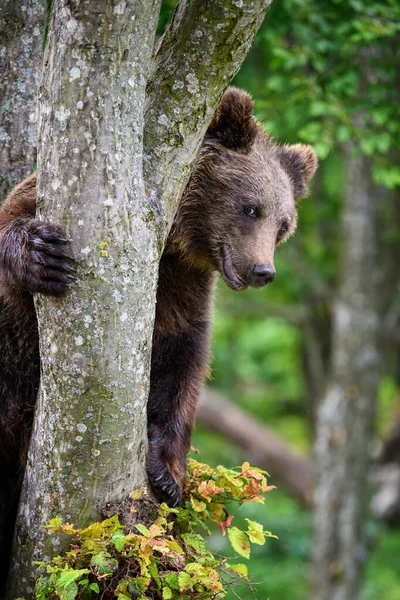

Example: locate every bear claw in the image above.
[0,219,77,297]
[147,464,183,507]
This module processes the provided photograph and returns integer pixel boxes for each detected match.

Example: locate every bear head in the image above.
[169,87,318,290]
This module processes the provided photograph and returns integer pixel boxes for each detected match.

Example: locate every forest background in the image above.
[1,0,399,598]
[160,1,400,599]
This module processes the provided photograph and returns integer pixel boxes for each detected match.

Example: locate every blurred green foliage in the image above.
[236,0,400,184]
[157,1,400,598]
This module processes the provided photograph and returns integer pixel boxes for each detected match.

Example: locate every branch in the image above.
[144,0,272,241]
[197,388,315,507]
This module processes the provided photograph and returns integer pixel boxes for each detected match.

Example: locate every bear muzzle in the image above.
[249,263,276,288]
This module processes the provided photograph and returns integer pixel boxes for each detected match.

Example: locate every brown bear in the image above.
[0,88,317,580]
[147,88,317,506]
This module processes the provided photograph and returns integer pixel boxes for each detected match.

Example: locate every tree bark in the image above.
[311,149,382,600]
[6,0,271,595]
[0,0,46,200]
[198,388,315,507]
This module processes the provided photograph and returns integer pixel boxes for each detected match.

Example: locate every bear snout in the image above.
[249,263,276,288]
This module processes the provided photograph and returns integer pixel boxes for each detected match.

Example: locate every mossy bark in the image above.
[6,0,271,595]
[0,0,46,199]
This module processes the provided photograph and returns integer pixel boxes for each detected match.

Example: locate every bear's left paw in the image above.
[147,427,186,508]
[148,464,182,508]
[0,218,76,297]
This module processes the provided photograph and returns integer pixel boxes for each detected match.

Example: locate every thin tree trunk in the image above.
[6,1,271,595]
[311,149,382,600]
[0,0,46,199]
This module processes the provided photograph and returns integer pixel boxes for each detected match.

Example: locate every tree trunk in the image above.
[6,0,161,594]
[311,148,382,600]
[0,0,46,200]
[6,0,271,595]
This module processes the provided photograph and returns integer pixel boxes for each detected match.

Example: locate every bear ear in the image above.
[206,87,260,152]
[277,144,318,200]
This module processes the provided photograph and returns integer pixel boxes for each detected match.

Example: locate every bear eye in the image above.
[244,204,258,218]
[277,223,289,242]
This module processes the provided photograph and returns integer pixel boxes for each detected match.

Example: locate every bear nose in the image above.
[250,264,276,287]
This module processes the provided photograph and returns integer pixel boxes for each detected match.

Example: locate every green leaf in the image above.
[59,583,78,600]
[47,517,62,528]
[58,569,90,588]
[227,527,250,559]
[178,572,192,591]
[245,519,265,545]
[148,561,161,588]
[136,576,151,591]
[135,523,151,537]
[226,563,248,578]
[112,529,126,552]
[162,588,173,599]
[90,583,100,593]
[181,533,206,553]
[185,562,203,574]
[191,498,206,512]
[91,552,118,575]
[130,488,144,500]
[163,573,179,590]
[159,502,179,515]
[264,529,279,539]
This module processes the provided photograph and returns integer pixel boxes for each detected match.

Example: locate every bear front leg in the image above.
[0,218,76,298]
[0,174,76,299]
[147,322,210,507]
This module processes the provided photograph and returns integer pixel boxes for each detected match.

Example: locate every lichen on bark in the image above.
[0,0,46,199]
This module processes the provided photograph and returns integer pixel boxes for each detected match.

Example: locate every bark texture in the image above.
[6,0,161,595]
[198,388,315,506]
[311,149,382,600]
[0,0,46,200]
[6,0,271,595]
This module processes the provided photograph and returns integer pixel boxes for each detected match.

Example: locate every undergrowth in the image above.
[32,459,277,599]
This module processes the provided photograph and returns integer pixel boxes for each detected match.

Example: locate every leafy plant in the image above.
[33,460,276,599]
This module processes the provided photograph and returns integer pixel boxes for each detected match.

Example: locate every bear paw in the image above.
[147,464,183,508]
[0,218,76,297]
[147,427,186,508]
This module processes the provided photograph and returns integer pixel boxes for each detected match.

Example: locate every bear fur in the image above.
[0,87,317,583]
